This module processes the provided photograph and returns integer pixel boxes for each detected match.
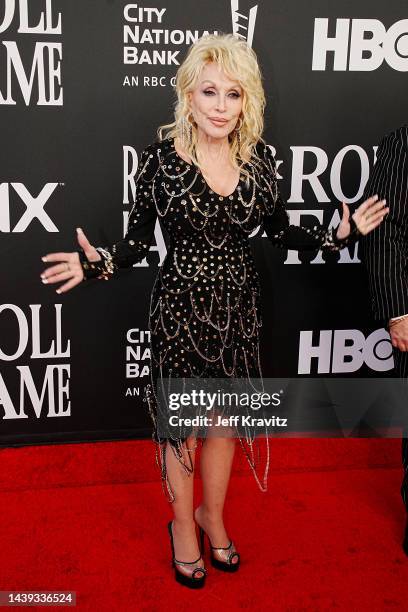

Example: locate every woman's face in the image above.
[187,61,243,141]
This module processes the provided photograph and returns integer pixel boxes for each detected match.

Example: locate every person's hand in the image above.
[40,227,101,294]
[336,195,389,240]
[389,318,408,352]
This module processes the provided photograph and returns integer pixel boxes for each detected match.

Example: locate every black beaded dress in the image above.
[78,136,358,502]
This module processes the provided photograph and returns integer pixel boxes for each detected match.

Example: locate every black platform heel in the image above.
[167,521,207,588]
[199,526,240,572]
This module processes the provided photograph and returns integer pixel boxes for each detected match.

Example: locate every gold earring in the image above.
[235,116,243,147]
[182,114,193,146]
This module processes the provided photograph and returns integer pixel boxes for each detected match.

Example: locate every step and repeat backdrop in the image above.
[1,0,407,445]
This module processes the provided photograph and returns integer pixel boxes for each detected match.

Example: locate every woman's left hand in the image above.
[336,195,389,240]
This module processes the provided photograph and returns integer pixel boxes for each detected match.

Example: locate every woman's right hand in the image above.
[40,227,101,294]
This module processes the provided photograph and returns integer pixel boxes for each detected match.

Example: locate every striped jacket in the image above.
[361,125,408,321]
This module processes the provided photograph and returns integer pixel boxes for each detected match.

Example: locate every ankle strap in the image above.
[174,555,203,566]
[210,540,233,551]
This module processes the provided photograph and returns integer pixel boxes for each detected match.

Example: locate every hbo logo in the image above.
[312,18,408,71]
[298,328,394,374]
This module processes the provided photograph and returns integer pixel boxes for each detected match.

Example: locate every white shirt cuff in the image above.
[390,313,408,322]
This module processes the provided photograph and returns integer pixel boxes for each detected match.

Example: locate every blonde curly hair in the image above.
[157,33,266,179]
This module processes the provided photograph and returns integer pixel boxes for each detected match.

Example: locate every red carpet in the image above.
[0,439,407,611]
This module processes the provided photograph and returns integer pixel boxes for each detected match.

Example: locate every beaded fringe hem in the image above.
[144,382,270,503]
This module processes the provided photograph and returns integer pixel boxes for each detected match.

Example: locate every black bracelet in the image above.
[76,249,106,280]
[332,216,362,247]
[349,215,362,238]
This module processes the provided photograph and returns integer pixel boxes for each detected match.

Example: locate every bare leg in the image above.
[165,435,205,577]
[195,436,239,563]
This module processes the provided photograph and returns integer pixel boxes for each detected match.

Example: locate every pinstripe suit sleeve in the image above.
[360,126,408,321]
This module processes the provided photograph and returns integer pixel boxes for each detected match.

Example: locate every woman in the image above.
[40,34,387,588]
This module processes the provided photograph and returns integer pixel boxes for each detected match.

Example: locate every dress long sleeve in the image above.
[77,145,158,280]
[259,143,360,251]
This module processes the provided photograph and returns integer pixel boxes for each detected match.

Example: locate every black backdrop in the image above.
[1,0,407,445]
